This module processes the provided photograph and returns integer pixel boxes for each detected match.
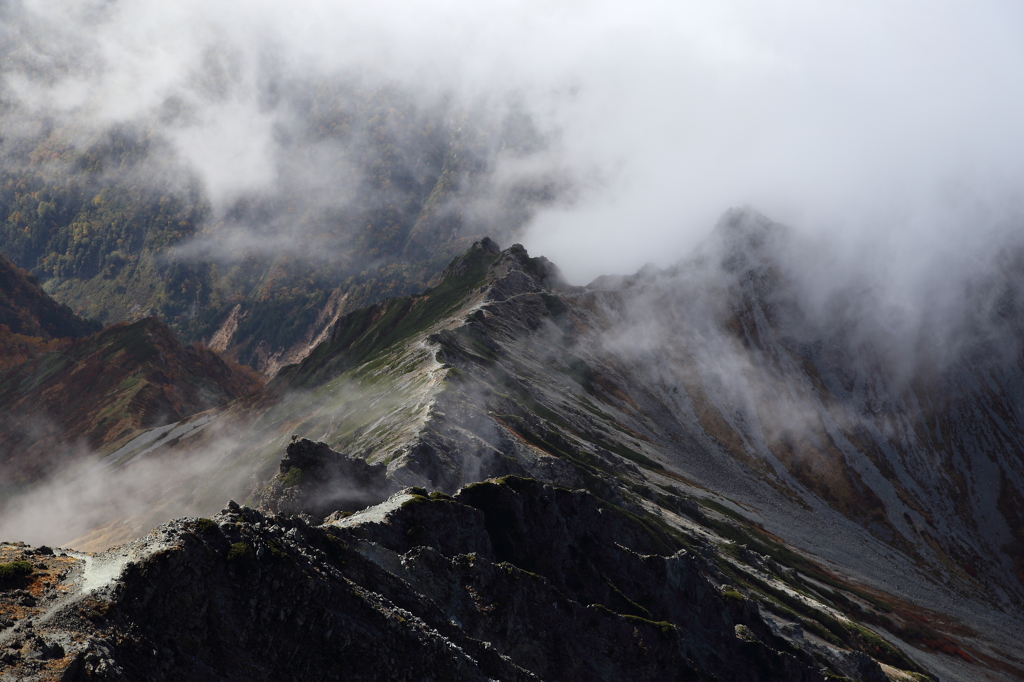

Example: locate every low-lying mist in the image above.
[0,403,282,549]
[0,334,447,549]
[0,432,238,549]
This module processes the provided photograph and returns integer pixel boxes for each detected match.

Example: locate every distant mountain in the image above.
[0,83,559,374]
[23,223,1021,680]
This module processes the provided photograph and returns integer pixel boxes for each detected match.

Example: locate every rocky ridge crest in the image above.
[0,475,924,681]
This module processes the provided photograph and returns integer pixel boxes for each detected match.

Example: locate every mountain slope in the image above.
[7,225,1024,680]
[0,253,99,341]
[0,252,100,371]
[0,316,262,492]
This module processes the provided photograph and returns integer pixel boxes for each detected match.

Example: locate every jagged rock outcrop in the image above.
[1,477,924,681]
[260,438,390,522]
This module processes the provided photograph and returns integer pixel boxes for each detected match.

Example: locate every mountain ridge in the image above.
[0,314,263,497]
[0,253,100,342]
[3,220,1024,680]
[0,476,938,682]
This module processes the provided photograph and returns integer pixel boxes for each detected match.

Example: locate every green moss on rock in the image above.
[226,542,255,569]
[194,518,217,534]
[280,467,305,487]
[0,560,32,584]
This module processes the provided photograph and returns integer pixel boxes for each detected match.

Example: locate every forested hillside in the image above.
[0,80,557,373]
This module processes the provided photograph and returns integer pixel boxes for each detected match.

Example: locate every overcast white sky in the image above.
[4,0,1024,282]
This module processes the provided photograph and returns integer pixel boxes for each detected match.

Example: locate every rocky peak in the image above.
[701,207,792,276]
[430,237,565,302]
[260,438,390,523]
[484,242,567,302]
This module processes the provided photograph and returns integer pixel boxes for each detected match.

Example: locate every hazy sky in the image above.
[4,0,1024,281]
[517,1,1024,280]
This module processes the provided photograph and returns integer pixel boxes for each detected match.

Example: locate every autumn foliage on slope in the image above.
[0,253,100,371]
[0,253,100,339]
[0,317,262,491]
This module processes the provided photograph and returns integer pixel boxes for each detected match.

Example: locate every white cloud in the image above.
[3,0,1023,283]
[169,100,278,206]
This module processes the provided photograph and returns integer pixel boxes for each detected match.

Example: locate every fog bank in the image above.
[3,0,1023,297]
